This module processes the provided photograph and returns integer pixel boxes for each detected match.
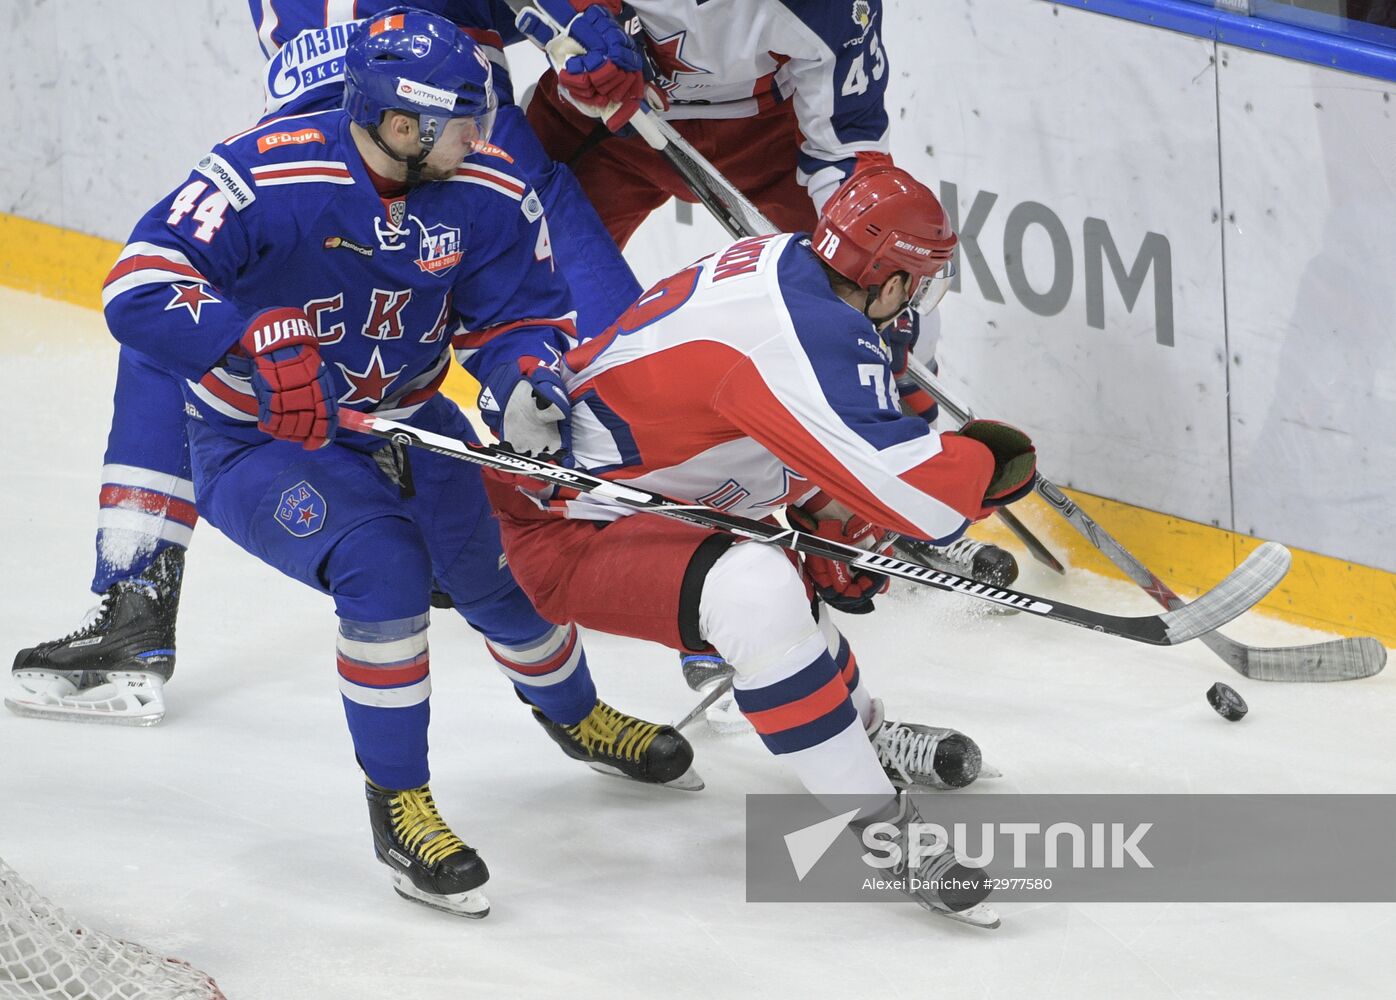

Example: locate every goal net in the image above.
[0,857,224,1000]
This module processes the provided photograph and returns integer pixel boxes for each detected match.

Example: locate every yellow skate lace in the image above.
[388,785,468,866]
[567,701,662,763]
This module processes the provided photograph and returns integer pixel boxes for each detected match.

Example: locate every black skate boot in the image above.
[530,697,704,790]
[866,699,987,790]
[855,794,999,928]
[896,535,1019,588]
[7,547,183,726]
[365,780,490,918]
[678,652,747,734]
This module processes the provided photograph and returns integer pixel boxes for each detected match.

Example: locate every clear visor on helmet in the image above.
[455,93,497,156]
[420,89,497,158]
[907,259,956,316]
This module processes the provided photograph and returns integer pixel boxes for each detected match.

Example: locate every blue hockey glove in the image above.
[480,356,572,460]
[516,1,654,130]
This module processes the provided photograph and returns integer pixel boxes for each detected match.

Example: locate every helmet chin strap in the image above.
[862,283,883,322]
[863,278,911,330]
[366,117,438,189]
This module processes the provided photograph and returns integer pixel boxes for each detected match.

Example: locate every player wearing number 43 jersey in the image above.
[91,10,696,918]
[484,166,1040,928]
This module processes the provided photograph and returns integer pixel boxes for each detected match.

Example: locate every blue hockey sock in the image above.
[337,614,432,790]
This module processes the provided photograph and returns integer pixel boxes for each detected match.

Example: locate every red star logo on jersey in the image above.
[164,282,218,323]
[335,346,405,406]
[644,28,707,86]
[296,505,318,528]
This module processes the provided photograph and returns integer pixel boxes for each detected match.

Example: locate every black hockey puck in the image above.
[1206,682,1248,721]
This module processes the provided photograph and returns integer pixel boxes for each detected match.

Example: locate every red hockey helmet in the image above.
[811,166,957,315]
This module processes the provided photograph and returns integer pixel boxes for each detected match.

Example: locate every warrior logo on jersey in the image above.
[275,481,326,537]
[416,222,463,275]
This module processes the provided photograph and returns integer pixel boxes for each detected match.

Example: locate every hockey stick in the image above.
[900,355,1387,682]
[340,410,1289,648]
[674,676,734,733]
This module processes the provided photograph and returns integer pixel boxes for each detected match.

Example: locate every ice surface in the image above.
[2,288,1393,999]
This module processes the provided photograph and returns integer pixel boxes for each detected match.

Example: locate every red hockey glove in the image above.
[787,493,893,615]
[947,419,1035,516]
[240,307,337,449]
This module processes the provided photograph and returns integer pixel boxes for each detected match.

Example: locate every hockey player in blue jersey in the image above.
[73,10,696,917]
[8,0,641,727]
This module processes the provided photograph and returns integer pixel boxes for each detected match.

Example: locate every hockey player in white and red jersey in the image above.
[481,166,1038,927]
[511,0,1021,723]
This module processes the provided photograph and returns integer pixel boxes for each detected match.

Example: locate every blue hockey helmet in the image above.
[344,7,497,175]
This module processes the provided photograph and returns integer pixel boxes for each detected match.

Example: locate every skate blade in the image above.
[5,671,166,726]
[919,900,1000,929]
[585,760,706,792]
[390,874,490,918]
[705,716,752,736]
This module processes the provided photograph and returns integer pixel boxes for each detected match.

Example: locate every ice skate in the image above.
[7,547,182,726]
[679,652,749,734]
[867,699,988,790]
[365,780,490,918]
[531,698,704,790]
[896,535,1019,589]
[859,794,999,929]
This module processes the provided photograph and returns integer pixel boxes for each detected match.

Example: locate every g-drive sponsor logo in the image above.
[195,153,255,211]
[396,78,456,112]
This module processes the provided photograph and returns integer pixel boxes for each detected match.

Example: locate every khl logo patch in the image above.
[275,480,326,537]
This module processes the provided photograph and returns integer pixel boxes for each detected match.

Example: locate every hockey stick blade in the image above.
[996,507,1066,575]
[340,411,1288,648]
[1032,475,1387,681]
[674,676,734,732]
[902,357,1386,681]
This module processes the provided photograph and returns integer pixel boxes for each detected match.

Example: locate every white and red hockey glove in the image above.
[786,492,893,615]
[240,307,337,449]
